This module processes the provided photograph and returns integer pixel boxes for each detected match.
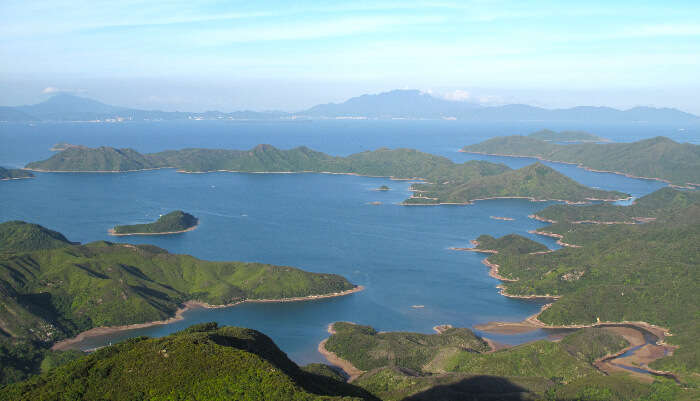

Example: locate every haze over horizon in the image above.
[2,1,699,114]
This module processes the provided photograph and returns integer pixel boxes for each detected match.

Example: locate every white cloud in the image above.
[41,86,85,94]
[441,89,471,101]
[41,86,61,94]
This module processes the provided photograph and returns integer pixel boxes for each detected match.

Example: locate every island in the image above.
[461,187,699,391]
[109,210,199,235]
[375,185,390,191]
[316,321,686,400]
[527,129,608,143]
[1,322,377,401]
[25,144,630,204]
[462,135,700,188]
[0,221,362,387]
[0,166,33,180]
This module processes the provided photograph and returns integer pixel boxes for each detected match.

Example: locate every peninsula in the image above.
[109,210,198,235]
[0,221,361,386]
[462,135,700,188]
[0,166,33,180]
[467,187,699,389]
[25,144,629,204]
[317,321,688,400]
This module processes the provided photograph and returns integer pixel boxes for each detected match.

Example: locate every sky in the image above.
[1,0,699,113]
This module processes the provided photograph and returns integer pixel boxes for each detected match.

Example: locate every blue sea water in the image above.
[0,120,689,365]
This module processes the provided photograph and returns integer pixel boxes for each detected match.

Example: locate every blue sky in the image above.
[1,0,699,112]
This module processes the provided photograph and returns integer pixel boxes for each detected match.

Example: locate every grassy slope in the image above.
[406,163,627,204]
[326,322,645,400]
[25,145,626,203]
[0,322,377,401]
[0,221,73,254]
[463,136,700,186]
[324,322,490,372]
[113,211,198,234]
[0,167,33,180]
[0,240,355,342]
[486,193,700,381]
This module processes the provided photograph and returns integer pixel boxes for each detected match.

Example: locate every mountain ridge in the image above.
[3,91,697,122]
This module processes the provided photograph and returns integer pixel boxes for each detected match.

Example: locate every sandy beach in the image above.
[318,323,365,382]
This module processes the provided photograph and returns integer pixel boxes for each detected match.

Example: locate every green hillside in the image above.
[323,322,689,401]
[482,190,700,382]
[0,322,377,401]
[528,129,606,143]
[406,163,628,204]
[25,146,159,171]
[0,221,73,253]
[0,222,358,386]
[112,211,198,234]
[0,167,33,180]
[534,187,700,223]
[463,136,700,187]
[472,233,549,254]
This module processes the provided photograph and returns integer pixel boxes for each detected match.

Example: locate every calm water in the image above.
[0,120,680,364]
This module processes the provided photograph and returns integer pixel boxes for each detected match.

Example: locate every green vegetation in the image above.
[0,221,73,253]
[463,135,700,187]
[528,129,606,143]
[26,144,627,204]
[324,322,489,372]
[1,323,378,400]
[376,185,390,191]
[112,210,198,234]
[479,188,700,383]
[0,222,357,386]
[473,234,549,254]
[324,322,665,400]
[535,187,700,223]
[0,167,33,180]
[406,163,627,204]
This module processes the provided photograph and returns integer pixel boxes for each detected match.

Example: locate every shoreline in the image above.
[318,323,365,382]
[108,223,199,236]
[52,285,364,351]
[0,175,34,181]
[402,194,629,207]
[528,229,582,248]
[460,149,699,189]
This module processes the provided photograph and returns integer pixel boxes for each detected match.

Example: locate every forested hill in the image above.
[478,187,700,385]
[26,145,628,204]
[0,222,358,386]
[1,322,377,401]
[462,136,700,187]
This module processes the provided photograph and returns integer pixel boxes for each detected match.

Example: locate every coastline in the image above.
[108,223,199,236]
[318,323,365,382]
[528,229,582,248]
[460,149,699,189]
[0,175,34,181]
[52,285,364,351]
[402,194,629,207]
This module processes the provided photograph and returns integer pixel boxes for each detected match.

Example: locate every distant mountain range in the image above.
[1,90,698,123]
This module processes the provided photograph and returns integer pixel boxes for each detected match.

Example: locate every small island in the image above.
[0,166,34,181]
[110,210,199,235]
[374,185,390,191]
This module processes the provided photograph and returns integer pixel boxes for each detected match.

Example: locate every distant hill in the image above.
[5,93,285,122]
[298,90,698,122]
[3,91,697,122]
[528,129,607,143]
[111,210,198,235]
[0,167,33,180]
[462,136,700,187]
[1,322,376,401]
[27,145,627,203]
